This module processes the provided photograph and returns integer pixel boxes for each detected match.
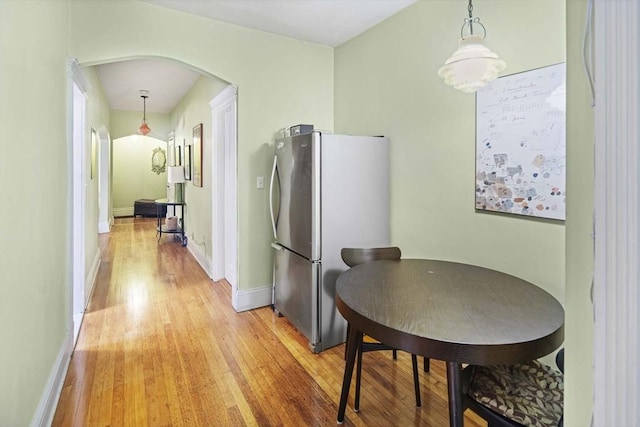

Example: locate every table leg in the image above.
[446,361,464,427]
[354,335,363,412]
[156,204,162,241]
[337,328,362,424]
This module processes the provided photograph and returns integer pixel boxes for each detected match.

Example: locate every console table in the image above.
[154,198,187,246]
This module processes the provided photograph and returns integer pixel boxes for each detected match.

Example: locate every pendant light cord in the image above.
[142,95,148,123]
[468,0,474,35]
[462,0,485,39]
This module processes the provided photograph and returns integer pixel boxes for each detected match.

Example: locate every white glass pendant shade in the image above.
[438,35,506,93]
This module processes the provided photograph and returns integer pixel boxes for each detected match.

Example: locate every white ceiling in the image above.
[95,0,416,114]
[96,59,202,113]
[141,0,416,48]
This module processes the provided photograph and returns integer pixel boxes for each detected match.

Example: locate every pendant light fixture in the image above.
[138,90,151,136]
[438,0,506,93]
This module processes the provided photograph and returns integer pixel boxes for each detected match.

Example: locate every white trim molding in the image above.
[29,331,72,427]
[186,238,211,278]
[113,207,134,217]
[97,125,112,234]
[86,249,101,307]
[234,285,274,312]
[210,84,239,309]
[66,58,90,94]
[593,0,640,425]
[68,57,89,348]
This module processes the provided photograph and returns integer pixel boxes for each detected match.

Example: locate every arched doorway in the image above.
[75,56,240,324]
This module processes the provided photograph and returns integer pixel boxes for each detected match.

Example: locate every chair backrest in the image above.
[555,348,564,373]
[341,247,402,268]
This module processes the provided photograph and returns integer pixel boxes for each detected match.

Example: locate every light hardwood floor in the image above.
[53,217,485,426]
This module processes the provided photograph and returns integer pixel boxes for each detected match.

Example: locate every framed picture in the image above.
[167,133,176,166]
[176,144,182,166]
[193,123,203,187]
[184,142,192,181]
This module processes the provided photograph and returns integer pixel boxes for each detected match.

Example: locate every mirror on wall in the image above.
[151,147,166,175]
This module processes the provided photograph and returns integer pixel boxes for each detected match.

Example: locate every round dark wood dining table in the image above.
[335,259,564,426]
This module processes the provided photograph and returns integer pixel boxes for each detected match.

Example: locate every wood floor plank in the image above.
[52,218,486,426]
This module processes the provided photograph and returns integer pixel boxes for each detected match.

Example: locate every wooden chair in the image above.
[340,247,429,411]
[463,349,565,427]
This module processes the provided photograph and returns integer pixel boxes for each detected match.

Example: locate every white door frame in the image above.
[593,0,639,424]
[68,59,89,345]
[97,125,111,234]
[210,85,239,309]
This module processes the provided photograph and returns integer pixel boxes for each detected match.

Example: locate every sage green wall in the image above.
[0,1,69,425]
[112,134,169,212]
[169,75,230,262]
[565,0,594,424]
[334,0,566,305]
[110,109,171,212]
[69,0,334,290]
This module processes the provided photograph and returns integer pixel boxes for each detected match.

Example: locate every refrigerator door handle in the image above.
[269,154,279,240]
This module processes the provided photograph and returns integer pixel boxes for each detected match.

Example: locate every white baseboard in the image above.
[29,330,72,427]
[85,249,101,308]
[98,220,110,233]
[186,239,211,277]
[234,285,273,312]
[182,241,271,313]
[113,207,133,217]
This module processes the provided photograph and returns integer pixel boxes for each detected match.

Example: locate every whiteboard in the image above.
[475,63,566,220]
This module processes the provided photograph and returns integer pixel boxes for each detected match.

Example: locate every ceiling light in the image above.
[138,90,151,136]
[438,0,506,93]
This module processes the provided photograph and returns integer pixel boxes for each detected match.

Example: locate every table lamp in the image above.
[167,166,185,203]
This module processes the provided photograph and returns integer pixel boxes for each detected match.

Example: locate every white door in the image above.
[210,85,239,307]
[69,59,88,346]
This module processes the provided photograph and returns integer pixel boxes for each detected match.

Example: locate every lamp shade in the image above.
[438,35,506,93]
[167,166,185,184]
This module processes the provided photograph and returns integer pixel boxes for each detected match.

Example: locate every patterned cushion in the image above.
[468,360,563,427]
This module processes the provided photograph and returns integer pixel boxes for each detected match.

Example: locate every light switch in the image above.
[256,176,264,189]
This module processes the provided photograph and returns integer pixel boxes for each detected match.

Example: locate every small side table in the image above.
[154,198,187,246]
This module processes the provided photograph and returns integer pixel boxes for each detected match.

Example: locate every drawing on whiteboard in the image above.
[475,63,566,220]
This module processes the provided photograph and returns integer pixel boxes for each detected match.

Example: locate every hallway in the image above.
[52,218,483,426]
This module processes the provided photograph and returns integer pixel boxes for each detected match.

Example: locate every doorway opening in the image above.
[97,126,111,233]
[211,85,239,308]
[69,60,88,346]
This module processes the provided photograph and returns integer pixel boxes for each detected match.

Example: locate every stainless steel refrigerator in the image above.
[269,131,390,353]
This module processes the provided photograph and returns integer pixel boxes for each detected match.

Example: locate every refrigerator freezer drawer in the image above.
[318,266,348,352]
[273,246,319,350]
